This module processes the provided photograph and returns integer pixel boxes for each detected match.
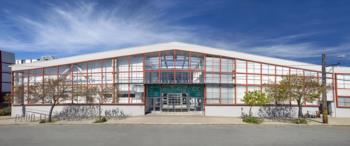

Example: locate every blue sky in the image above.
[1,0,350,66]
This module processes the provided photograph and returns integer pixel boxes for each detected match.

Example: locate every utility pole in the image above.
[321,53,328,124]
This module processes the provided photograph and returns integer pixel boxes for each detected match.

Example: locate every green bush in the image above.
[242,116,264,124]
[94,117,107,123]
[292,118,308,124]
[0,107,11,116]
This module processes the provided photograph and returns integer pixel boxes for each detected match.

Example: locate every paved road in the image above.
[0,124,350,146]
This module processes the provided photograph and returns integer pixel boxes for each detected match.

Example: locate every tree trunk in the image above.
[249,106,252,117]
[48,102,56,122]
[98,102,102,120]
[297,100,303,118]
[21,104,26,117]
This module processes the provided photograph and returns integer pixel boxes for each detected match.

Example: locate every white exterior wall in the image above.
[334,108,350,117]
[205,106,319,117]
[13,104,350,118]
[11,105,145,117]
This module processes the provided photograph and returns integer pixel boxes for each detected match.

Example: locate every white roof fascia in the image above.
[10,42,350,73]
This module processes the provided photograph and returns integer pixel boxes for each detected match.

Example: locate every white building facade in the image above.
[10,42,350,117]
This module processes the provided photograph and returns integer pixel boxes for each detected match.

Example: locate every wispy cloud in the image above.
[0,1,202,54]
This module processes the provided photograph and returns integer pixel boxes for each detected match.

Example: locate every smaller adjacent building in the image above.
[0,50,15,103]
[16,56,55,64]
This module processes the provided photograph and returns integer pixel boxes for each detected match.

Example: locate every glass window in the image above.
[337,75,350,88]
[131,72,143,83]
[247,62,260,73]
[192,71,204,83]
[74,63,87,74]
[206,73,220,83]
[145,53,159,70]
[282,67,289,75]
[190,54,204,70]
[102,72,113,84]
[206,85,220,104]
[221,73,233,84]
[13,72,25,105]
[176,72,190,83]
[131,56,143,72]
[161,51,174,69]
[175,51,189,69]
[161,72,174,83]
[338,97,350,107]
[118,72,129,83]
[221,58,233,72]
[236,60,246,73]
[117,84,129,103]
[276,66,283,75]
[59,65,71,77]
[130,84,144,103]
[236,73,246,84]
[206,57,220,72]
[221,85,234,104]
[247,74,261,85]
[145,72,159,83]
[118,57,129,72]
[102,59,113,73]
[88,61,101,73]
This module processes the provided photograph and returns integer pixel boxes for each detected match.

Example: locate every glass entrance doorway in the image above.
[146,85,204,113]
[162,93,186,112]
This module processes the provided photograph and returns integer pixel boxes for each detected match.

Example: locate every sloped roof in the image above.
[10,42,350,73]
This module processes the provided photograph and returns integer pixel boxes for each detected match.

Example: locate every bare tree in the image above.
[13,86,25,116]
[85,86,97,104]
[45,75,71,122]
[28,82,47,104]
[96,86,112,120]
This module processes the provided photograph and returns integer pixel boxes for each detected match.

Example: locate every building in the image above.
[1,50,15,103]
[9,42,350,117]
[16,56,55,64]
[15,58,39,64]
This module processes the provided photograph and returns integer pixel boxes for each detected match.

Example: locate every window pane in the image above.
[175,51,189,69]
[206,73,220,83]
[145,72,159,83]
[206,57,220,72]
[161,51,174,69]
[117,84,128,103]
[145,53,159,70]
[221,58,233,72]
[190,54,204,70]
[206,85,220,104]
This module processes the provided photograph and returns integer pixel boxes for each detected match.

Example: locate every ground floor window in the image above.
[338,97,350,107]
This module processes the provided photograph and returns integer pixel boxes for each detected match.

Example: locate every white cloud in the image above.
[0,1,199,54]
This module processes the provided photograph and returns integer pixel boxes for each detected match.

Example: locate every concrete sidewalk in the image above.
[1,115,350,125]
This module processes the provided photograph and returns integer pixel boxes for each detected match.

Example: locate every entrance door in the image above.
[146,85,204,113]
[162,93,187,112]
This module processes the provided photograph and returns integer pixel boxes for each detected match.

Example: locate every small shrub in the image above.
[0,107,11,116]
[292,118,308,124]
[242,116,264,124]
[39,119,47,123]
[94,117,107,123]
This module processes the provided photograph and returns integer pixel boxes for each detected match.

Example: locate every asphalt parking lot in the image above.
[1,124,350,146]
